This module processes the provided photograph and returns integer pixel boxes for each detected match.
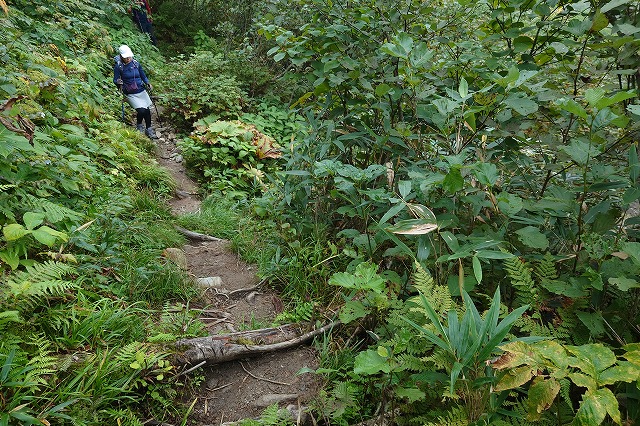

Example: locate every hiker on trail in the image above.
[130,0,157,45]
[113,45,158,139]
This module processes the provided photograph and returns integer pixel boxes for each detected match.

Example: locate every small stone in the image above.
[245,291,258,304]
[162,248,188,270]
[196,276,223,288]
[286,404,308,424]
[174,154,183,163]
[175,190,190,199]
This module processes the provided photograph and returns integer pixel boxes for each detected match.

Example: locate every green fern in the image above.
[2,261,76,309]
[534,252,558,281]
[25,194,82,223]
[504,256,539,307]
[422,405,469,426]
[410,261,453,315]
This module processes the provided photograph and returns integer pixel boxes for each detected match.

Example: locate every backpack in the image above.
[114,56,141,93]
[114,55,139,71]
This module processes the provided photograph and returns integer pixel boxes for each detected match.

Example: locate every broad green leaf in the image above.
[395,387,425,402]
[3,224,30,241]
[559,140,600,165]
[31,226,67,246]
[458,78,468,99]
[379,202,406,226]
[620,241,640,264]
[339,300,368,323]
[599,362,640,386]
[513,36,534,53]
[440,231,459,251]
[608,277,640,291]
[23,212,45,231]
[497,192,524,217]
[568,344,617,375]
[473,162,499,186]
[375,83,392,97]
[557,98,588,120]
[409,42,433,68]
[573,388,620,425]
[624,350,640,367]
[536,340,570,369]
[527,377,561,420]
[495,365,535,391]
[541,279,588,297]
[504,95,538,115]
[602,0,632,13]
[442,167,463,193]
[0,251,20,270]
[354,349,390,374]
[627,104,640,115]
[398,180,412,198]
[568,372,597,391]
[575,311,605,337]
[590,11,609,33]
[494,341,539,370]
[516,226,549,249]
[596,90,637,109]
[584,88,605,107]
[329,272,357,288]
[475,250,514,259]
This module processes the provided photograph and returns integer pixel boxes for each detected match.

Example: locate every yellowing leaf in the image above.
[526,377,560,420]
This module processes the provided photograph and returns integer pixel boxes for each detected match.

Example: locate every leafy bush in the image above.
[178,116,281,195]
[160,51,245,129]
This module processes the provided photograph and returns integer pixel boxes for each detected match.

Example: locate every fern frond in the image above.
[3,261,76,308]
[410,261,453,315]
[115,341,145,364]
[26,194,82,223]
[504,257,539,307]
[422,405,469,426]
[534,252,558,281]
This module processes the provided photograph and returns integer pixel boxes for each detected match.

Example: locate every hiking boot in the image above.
[145,127,158,139]
[136,124,145,133]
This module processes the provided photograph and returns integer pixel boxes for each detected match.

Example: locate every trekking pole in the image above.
[118,82,128,124]
[146,84,162,125]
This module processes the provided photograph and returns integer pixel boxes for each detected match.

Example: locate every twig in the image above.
[226,278,266,297]
[208,381,235,392]
[175,226,227,242]
[239,361,291,386]
[173,360,206,380]
[227,285,260,297]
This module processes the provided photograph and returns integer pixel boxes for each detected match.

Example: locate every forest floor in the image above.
[151,112,322,425]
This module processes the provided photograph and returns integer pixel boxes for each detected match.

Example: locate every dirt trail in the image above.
[151,117,322,425]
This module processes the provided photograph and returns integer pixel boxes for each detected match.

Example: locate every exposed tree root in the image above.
[173,321,340,366]
[175,225,227,242]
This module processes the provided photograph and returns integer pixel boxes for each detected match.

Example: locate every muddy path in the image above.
[151,116,322,425]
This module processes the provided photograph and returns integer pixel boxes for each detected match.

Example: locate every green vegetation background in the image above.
[1,0,640,425]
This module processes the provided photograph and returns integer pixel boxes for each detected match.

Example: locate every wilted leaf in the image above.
[526,377,561,420]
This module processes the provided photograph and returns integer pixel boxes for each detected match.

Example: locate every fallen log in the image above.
[173,321,340,366]
[175,226,227,242]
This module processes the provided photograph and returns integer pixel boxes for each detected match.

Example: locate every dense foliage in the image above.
[0,1,204,424]
[251,0,640,424]
[2,0,640,424]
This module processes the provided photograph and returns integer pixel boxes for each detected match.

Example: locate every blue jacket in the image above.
[113,59,149,95]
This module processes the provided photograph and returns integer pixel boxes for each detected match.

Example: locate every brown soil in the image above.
[152,118,322,425]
